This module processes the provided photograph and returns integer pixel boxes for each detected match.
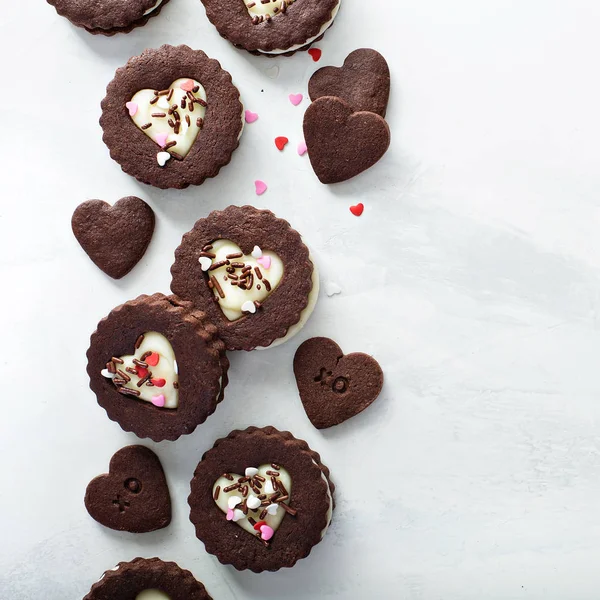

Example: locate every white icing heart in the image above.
[102,331,179,409]
[203,240,283,321]
[213,464,292,539]
[156,151,171,167]
[245,0,296,21]
[129,78,207,160]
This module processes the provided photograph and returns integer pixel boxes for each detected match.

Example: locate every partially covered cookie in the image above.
[200,0,341,56]
[189,426,334,572]
[100,45,243,189]
[170,205,319,351]
[46,0,171,35]
[87,293,228,441]
[83,557,212,600]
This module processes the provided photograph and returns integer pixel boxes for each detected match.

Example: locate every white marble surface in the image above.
[2,0,600,598]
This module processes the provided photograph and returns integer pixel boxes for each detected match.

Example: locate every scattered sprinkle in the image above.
[255,180,268,195]
[325,282,342,297]
[245,467,259,477]
[125,102,138,116]
[350,203,365,217]
[251,245,263,259]
[228,496,242,509]
[257,255,271,269]
[101,369,115,379]
[157,152,171,166]
[155,133,168,148]
[289,93,303,106]
[275,136,289,151]
[297,141,308,156]
[242,300,257,314]
[245,110,259,123]
[151,394,165,407]
[308,48,322,62]
[199,256,212,271]
[180,79,196,92]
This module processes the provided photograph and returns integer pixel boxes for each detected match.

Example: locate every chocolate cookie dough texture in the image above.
[87,293,229,441]
[189,426,334,572]
[170,205,319,351]
[100,45,243,189]
[200,0,341,56]
[83,557,213,600]
[46,0,171,35]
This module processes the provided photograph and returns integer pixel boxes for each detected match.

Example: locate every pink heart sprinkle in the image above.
[289,93,303,106]
[180,79,195,92]
[245,110,259,124]
[155,133,168,148]
[260,525,274,541]
[257,255,271,269]
[255,180,267,196]
[151,394,165,408]
[125,102,138,117]
[226,508,234,521]
[297,141,307,156]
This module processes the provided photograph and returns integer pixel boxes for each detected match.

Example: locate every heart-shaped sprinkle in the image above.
[251,245,262,259]
[266,503,279,515]
[245,110,259,124]
[157,152,171,167]
[275,136,289,151]
[325,281,342,296]
[135,365,149,379]
[308,48,322,62]
[151,378,166,387]
[101,369,115,379]
[180,79,196,91]
[260,524,274,541]
[246,496,261,510]
[226,508,234,520]
[257,255,271,269]
[151,394,165,408]
[173,360,178,375]
[289,93,303,106]
[198,256,212,271]
[350,203,364,217]
[146,352,160,367]
[265,65,280,79]
[232,509,244,522]
[264,479,276,494]
[255,180,267,195]
[125,102,138,116]
[228,496,242,509]
[241,300,257,314]
[156,133,168,148]
[245,467,259,477]
[297,141,308,156]
[253,520,267,531]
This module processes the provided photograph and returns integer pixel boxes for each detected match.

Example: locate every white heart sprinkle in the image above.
[198,256,212,271]
[246,495,261,510]
[228,496,242,509]
[245,467,259,477]
[264,480,275,494]
[232,509,245,522]
[157,151,171,167]
[325,282,342,297]
[266,503,279,515]
[251,245,263,259]
[265,65,280,79]
[101,369,116,379]
[157,97,170,109]
[241,300,257,314]
[173,360,178,375]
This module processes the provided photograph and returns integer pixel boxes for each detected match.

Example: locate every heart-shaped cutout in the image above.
[84,445,171,533]
[129,78,207,160]
[303,96,390,184]
[200,240,283,321]
[244,0,297,22]
[294,337,384,429]
[71,197,155,279]
[213,464,294,543]
[102,332,179,408]
[308,48,391,117]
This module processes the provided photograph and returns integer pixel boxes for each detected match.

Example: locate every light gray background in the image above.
[2,0,600,598]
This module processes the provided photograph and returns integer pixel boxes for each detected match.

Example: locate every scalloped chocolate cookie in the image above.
[189,426,335,572]
[47,0,171,36]
[170,205,319,351]
[200,0,341,55]
[83,557,213,600]
[87,293,229,442]
[100,45,244,189]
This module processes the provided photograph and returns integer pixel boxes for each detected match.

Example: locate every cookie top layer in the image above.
[200,0,340,53]
[189,426,334,572]
[170,205,315,351]
[87,293,229,441]
[100,45,243,189]
[83,557,212,600]
[47,0,169,34]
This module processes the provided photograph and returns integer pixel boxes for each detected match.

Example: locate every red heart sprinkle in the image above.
[146,352,160,367]
[253,520,267,531]
[350,203,364,217]
[135,366,149,379]
[308,48,322,62]
[274,136,289,151]
[151,378,166,387]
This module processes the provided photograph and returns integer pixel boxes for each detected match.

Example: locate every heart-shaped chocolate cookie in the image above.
[309,49,391,117]
[84,445,171,533]
[294,337,384,429]
[72,196,155,279]
[303,96,391,184]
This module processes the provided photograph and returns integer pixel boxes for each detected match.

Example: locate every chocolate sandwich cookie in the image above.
[87,293,229,441]
[200,0,341,56]
[170,205,319,351]
[189,426,335,572]
[47,0,171,36]
[83,557,213,600]
[100,45,243,189]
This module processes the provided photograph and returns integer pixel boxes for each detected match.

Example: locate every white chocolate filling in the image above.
[143,0,164,16]
[136,591,171,600]
[129,78,207,159]
[103,332,179,409]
